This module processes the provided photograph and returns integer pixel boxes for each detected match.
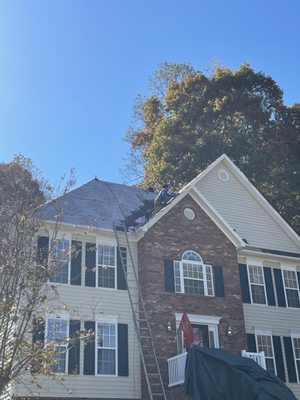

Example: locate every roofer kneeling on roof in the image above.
[154,184,177,207]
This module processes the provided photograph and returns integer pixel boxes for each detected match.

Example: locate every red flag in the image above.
[179,313,194,348]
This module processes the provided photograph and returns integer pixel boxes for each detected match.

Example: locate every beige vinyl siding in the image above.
[195,160,300,253]
[244,304,300,400]
[14,230,141,399]
[243,304,300,336]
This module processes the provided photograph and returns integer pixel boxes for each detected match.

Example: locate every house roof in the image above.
[39,155,300,254]
[38,178,156,230]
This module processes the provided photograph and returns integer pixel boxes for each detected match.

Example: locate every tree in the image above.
[125,63,300,234]
[0,156,75,395]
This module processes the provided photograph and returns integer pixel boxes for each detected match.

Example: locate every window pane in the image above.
[97,322,116,349]
[183,263,203,279]
[257,335,275,375]
[209,330,215,348]
[53,240,69,261]
[51,263,69,284]
[50,240,69,283]
[283,270,298,289]
[174,261,181,293]
[184,278,204,295]
[52,345,67,373]
[251,285,266,304]
[98,245,115,266]
[191,324,209,348]
[265,358,276,375]
[248,265,264,284]
[182,251,202,262]
[286,289,300,308]
[97,349,115,375]
[293,338,300,359]
[47,319,68,342]
[98,266,115,288]
[205,265,214,296]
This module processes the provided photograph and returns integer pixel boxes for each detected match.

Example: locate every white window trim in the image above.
[95,316,118,377]
[291,333,300,383]
[174,252,214,297]
[45,313,70,374]
[254,329,277,376]
[96,240,117,290]
[246,259,267,306]
[48,233,72,285]
[281,266,300,309]
[175,313,220,350]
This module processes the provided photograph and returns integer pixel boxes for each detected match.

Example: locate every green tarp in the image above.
[185,347,297,400]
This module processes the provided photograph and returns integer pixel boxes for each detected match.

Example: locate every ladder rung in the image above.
[114,224,167,400]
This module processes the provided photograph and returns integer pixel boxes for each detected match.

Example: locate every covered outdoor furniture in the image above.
[185,346,297,400]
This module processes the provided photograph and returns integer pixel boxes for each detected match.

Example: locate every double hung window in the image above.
[292,335,300,382]
[96,320,117,375]
[97,244,116,288]
[282,267,300,308]
[174,251,214,296]
[255,333,276,375]
[50,239,70,284]
[247,261,267,304]
[46,316,69,373]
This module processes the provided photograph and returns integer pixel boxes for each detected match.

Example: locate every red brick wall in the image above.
[138,194,247,399]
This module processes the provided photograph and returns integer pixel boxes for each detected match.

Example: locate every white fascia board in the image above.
[238,248,300,263]
[190,187,245,248]
[220,156,300,248]
[44,219,139,241]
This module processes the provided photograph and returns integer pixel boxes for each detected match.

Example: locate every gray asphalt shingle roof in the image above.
[39,178,156,230]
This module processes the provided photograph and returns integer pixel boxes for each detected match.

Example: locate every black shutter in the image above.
[263,267,276,306]
[164,259,175,292]
[85,243,96,287]
[213,266,225,297]
[84,321,95,375]
[246,334,257,352]
[274,269,286,307]
[283,337,297,383]
[117,246,127,290]
[272,336,286,381]
[68,320,80,374]
[71,241,82,285]
[297,272,300,291]
[37,236,49,267]
[239,264,251,303]
[118,324,129,376]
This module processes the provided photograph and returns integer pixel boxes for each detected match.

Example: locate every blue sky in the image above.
[1,0,299,188]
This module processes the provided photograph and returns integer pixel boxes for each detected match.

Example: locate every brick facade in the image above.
[138,194,247,399]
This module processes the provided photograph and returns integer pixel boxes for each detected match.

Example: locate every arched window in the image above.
[173,250,214,296]
[182,250,202,263]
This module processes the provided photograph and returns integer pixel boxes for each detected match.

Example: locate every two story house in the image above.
[10,154,300,400]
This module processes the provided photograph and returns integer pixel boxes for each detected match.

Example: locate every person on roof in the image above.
[154,184,177,207]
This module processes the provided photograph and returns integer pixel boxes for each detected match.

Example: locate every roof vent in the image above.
[218,169,229,182]
[184,208,195,221]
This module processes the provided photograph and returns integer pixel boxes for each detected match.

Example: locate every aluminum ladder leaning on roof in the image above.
[113,222,168,400]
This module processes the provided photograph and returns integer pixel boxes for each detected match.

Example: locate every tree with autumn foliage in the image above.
[0,156,77,395]
[125,62,300,234]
